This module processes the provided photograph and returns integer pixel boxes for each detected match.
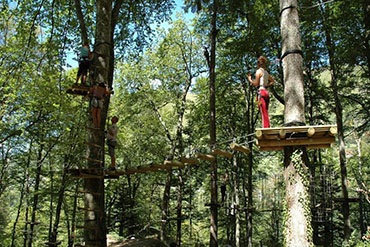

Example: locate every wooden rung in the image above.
[66,86,90,96]
[86,142,102,148]
[104,174,120,179]
[164,160,185,168]
[150,163,172,170]
[78,207,102,212]
[67,172,103,179]
[44,241,61,246]
[76,225,99,230]
[78,190,102,195]
[230,143,250,154]
[85,126,103,132]
[86,157,103,164]
[196,153,215,162]
[180,157,199,165]
[124,169,139,174]
[211,149,233,158]
[78,174,104,179]
[137,166,154,172]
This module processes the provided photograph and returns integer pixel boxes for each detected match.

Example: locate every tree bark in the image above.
[280,0,305,125]
[209,1,218,246]
[74,0,88,43]
[27,144,44,247]
[83,0,112,246]
[280,0,311,246]
[319,3,352,242]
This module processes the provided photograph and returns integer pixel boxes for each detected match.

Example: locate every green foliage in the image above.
[1,0,370,246]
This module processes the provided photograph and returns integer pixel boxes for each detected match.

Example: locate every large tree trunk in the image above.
[280,2,305,125]
[280,0,311,246]
[83,0,112,246]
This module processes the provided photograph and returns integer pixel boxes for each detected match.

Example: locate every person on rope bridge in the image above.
[75,40,92,85]
[247,56,275,128]
[106,116,119,171]
[88,82,110,128]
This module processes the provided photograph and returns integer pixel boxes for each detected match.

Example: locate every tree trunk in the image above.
[280,0,311,246]
[246,151,253,247]
[232,156,241,247]
[363,0,370,78]
[11,143,32,247]
[319,3,352,242]
[176,170,184,246]
[83,0,112,246]
[209,1,218,246]
[283,149,311,246]
[161,172,172,241]
[280,0,305,125]
[48,155,71,247]
[27,144,44,247]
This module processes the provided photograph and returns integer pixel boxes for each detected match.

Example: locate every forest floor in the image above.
[107,235,169,247]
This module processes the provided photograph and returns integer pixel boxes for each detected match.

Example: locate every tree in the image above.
[280,0,312,246]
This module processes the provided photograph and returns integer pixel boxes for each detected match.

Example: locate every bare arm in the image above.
[247,70,262,87]
[267,74,275,87]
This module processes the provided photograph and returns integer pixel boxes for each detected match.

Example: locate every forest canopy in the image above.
[0,0,370,246]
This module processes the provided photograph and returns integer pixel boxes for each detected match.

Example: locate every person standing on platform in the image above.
[247,56,275,128]
[88,82,110,128]
[75,41,92,85]
[106,116,119,170]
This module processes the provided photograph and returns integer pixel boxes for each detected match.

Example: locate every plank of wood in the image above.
[180,157,199,165]
[196,153,216,162]
[257,136,335,148]
[255,125,337,135]
[164,160,185,168]
[230,143,250,154]
[212,149,233,158]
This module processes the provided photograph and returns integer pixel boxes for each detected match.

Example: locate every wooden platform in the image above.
[66,84,90,96]
[255,125,337,151]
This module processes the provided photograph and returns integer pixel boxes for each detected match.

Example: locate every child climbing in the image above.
[75,40,92,85]
[106,116,119,171]
[247,56,275,128]
[88,82,110,128]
